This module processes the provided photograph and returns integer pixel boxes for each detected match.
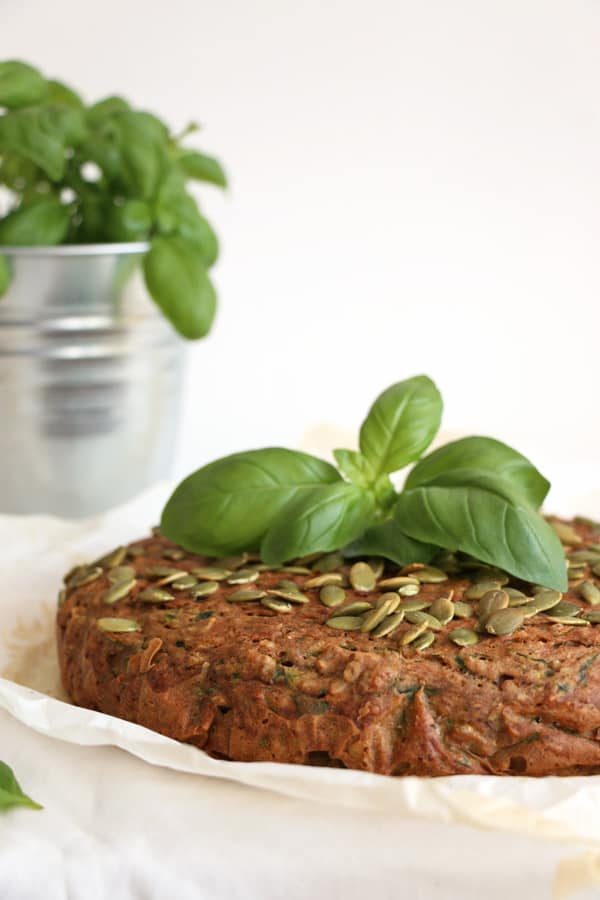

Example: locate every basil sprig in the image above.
[162,375,567,590]
[0,761,42,814]
[0,59,226,340]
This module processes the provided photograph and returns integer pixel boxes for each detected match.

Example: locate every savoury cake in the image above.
[56,517,600,776]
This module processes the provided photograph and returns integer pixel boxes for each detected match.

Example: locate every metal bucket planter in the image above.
[0,243,184,517]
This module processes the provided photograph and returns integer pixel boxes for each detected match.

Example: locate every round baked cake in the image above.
[56,517,600,776]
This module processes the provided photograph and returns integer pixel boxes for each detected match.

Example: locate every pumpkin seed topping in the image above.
[304,572,344,589]
[377,575,420,589]
[145,566,186,579]
[415,566,448,584]
[485,608,525,636]
[371,611,405,638]
[97,617,140,633]
[397,582,421,597]
[360,595,398,632]
[171,575,200,591]
[582,610,600,624]
[325,615,364,631]
[399,598,431,613]
[313,552,344,572]
[405,610,442,631]
[453,601,474,619]
[530,590,563,613]
[102,578,137,605]
[69,566,103,588]
[98,546,127,568]
[319,585,346,607]
[478,589,510,622]
[349,562,376,593]
[267,588,310,604]
[545,615,590,626]
[550,521,583,545]
[333,600,373,616]
[139,587,174,603]
[192,567,231,581]
[226,568,260,585]
[227,589,267,602]
[191,582,219,598]
[261,597,293,613]
[413,631,435,652]
[107,565,136,585]
[429,596,455,625]
[580,581,600,606]
[450,628,479,647]
[549,601,581,617]
[464,581,501,600]
[400,621,428,646]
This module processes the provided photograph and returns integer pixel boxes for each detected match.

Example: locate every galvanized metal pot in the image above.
[0,244,184,517]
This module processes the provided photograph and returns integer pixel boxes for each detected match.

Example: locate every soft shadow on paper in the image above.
[0,602,69,701]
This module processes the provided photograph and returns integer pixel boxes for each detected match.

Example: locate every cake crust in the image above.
[56,519,600,776]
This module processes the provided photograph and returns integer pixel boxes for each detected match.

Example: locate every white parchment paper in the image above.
[2,471,600,881]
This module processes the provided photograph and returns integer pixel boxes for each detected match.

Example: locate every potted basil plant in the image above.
[0,60,226,517]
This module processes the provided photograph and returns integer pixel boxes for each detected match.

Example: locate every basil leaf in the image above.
[359,375,442,478]
[86,95,130,125]
[0,761,42,813]
[333,448,373,487]
[345,516,437,565]
[169,195,219,267]
[46,79,83,108]
[0,108,66,180]
[0,61,47,109]
[0,198,70,246]
[0,255,10,296]
[161,448,341,555]
[178,150,227,188]
[405,436,549,509]
[395,485,567,590]
[106,200,152,242]
[261,482,376,565]
[113,111,165,198]
[143,236,216,339]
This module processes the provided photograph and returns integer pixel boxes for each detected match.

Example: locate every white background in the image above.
[2,0,599,493]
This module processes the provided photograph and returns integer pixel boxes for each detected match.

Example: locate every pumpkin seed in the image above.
[276,578,299,591]
[97,617,140,633]
[377,575,420,589]
[319,585,346,607]
[227,568,260,585]
[429,597,455,625]
[267,588,310,604]
[520,602,542,618]
[313,552,344,572]
[107,565,136,585]
[399,598,431,612]
[217,553,249,570]
[98,546,127,568]
[505,587,528,601]
[453,601,473,619]
[191,581,219,598]
[594,563,600,578]
[102,578,137,605]
[464,580,501,600]
[162,548,185,560]
[171,575,200,591]
[400,621,428,645]
[550,521,582,545]
[69,566,103,588]
[580,581,600,606]
[469,568,509,586]
[479,589,509,622]
[294,552,325,566]
[57,589,66,607]
[145,566,186,579]
[413,631,435,651]
[575,516,600,530]
[371,611,405,638]
[260,597,293,613]
[485,608,525,636]
[349,562,376,593]
[367,558,385,580]
[278,565,312,575]
[450,628,479,647]
[530,590,562,613]
[325,615,364,631]
[192,567,231,581]
[334,600,373,616]
[138,587,174,603]
[376,592,401,613]
[304,572,344,589]
[568,550,600,564]
[583,610,600,623]
[397,583,420,597]
[227,589,267,602]
[127,545,146,557]
[568,567,586,582]
[549,601,581,617]
[415,566,448,584]
[405,610,442,631]
[360,595,398,632]
[545,616,590,626]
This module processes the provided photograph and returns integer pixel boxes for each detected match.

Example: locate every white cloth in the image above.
[2,472,600,900]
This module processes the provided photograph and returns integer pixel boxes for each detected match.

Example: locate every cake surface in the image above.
[56,518,600,776]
